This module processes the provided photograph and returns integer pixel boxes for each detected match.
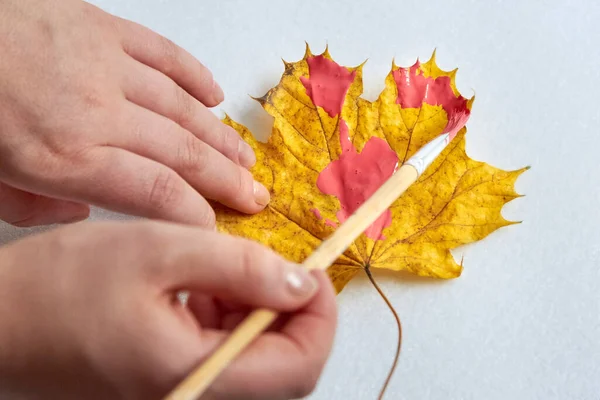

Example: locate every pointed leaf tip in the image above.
[323,42,331,57]
[467,96,476,109]
[430,48,438,62]
[351,58,368,71]
[249,92,269,105]
[303,42,313,59]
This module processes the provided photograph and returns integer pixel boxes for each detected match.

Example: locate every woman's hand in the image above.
[0,0,268,228]
[0,220,337,399]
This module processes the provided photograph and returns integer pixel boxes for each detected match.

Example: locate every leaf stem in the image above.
[364,265,402,400]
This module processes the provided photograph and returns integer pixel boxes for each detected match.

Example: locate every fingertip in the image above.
[238,140,256,169]
[57,203,91,224]
[246,261,319,313]
[284,264,319,301]
[252,181,270,208]
[213,168,269,215]
[197,79,224,108]
[118,19,223,108]
[211,80,225,105]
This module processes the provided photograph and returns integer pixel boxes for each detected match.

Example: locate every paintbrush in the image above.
[164,129,461,400]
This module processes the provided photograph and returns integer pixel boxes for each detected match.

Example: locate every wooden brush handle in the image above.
[164,164,419,400]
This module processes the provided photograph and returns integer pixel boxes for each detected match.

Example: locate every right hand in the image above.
[0,220,338,399]
[0,0,269,228]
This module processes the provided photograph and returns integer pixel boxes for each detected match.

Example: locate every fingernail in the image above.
[212,80,224,103]
[253,181,270,206]
[286,265,318,297]
[238,140,256,169]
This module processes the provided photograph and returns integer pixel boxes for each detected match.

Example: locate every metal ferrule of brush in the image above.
[404,132,451,176]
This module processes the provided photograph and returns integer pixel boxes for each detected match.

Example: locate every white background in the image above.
[1,1,599,399]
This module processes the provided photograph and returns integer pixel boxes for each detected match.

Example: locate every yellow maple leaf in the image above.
[214,45,526,293]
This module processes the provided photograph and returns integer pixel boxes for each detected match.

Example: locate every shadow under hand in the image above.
[0,207,139,246]
[0,222,52,245]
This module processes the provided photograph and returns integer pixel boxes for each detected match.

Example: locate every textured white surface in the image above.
[2,0,599,399]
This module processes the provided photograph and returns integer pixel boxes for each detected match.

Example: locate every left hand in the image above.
[0,0,267,228]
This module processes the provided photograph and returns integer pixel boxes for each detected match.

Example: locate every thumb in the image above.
[153,226,319,312]
[0,182,90,227]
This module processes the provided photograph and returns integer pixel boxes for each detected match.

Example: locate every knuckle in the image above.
[220,127,241,163]
[79,84,108,110]
[47,134,96,166]
[237,240,269,287]
[226,168,245,202]
[128,118,146,147]
[173,87,194,126]
[197,205,216,228]
[147,169,183,211]
[195,65,214,89]
[69,78,112,115]
[1,132,89,188]
[17,147,67,184]
[158,37,181,74]
[235,168,252,199]
[177,135,209,173]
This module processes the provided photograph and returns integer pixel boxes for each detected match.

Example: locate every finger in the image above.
[0,182,89,227]
[186,294,221,329]
[188,297,264,330]
[111,103,269,214]
[121,58,255,169]
[279,270,337,370]
[148,227,318,312]
[115,18,223,106]
[51,147,216,227]
[187,297,289,331]
[202,271,338,400]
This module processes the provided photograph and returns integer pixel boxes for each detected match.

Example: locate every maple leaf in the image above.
[214,45,526,293]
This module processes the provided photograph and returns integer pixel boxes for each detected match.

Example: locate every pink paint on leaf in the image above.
[311,205,337,228]
[300,55,356,117]
[316,120,398,240]
[392,61,470,139]
[311,207,337,228]
[310,208,322,220]
[325,219,338,228]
